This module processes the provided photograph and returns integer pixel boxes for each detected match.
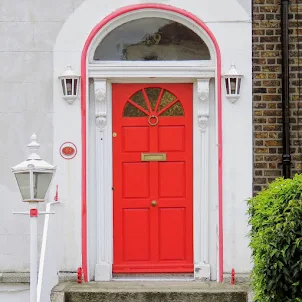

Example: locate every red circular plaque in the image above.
[60,142,77,160]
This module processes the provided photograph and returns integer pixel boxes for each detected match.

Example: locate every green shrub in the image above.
[247,174,302,302]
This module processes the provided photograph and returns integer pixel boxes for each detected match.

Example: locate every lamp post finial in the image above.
[27,133,41,160]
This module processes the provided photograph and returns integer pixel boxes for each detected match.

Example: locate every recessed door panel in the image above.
[159,162,186,198]
[122,163,149,198]
[113,83,193,273]
[123,209,150,261]
[158,126,185,152]
[159,208,186,261]
[123,126,150,152]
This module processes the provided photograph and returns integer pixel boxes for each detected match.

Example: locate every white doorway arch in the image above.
[85,6,220,281]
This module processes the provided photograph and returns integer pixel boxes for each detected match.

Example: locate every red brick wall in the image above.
[253,0,302,193]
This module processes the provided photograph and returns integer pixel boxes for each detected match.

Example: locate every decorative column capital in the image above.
[198,116,209,132]
[197,79,210,132]
[95,79,107,131]
[197,79,210,103]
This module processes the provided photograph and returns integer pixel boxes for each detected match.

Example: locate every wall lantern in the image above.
[59,65,80,104]
[223,64,243,103]
[12,134,56,202]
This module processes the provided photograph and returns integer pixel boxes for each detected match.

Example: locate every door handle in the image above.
[151,200,157,207]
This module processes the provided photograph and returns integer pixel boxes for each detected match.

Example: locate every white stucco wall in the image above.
[0,0,252,279]
[0,284,29,302]
[0,0,86,273]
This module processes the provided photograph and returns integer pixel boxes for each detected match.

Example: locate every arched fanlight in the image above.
[223,64,243,103]
[58,65,80,104]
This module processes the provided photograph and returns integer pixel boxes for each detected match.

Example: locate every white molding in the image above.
[88,64,215,79]
[87,8,216,282]
[197,79,210,133]
[94,79,112,281]
[91,76,214,281]
[95,79,107,131]
[194,78,211,280]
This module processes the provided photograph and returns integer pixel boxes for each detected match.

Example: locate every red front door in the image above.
[112,83,193,273]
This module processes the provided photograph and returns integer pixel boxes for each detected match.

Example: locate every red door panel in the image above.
[159,208,186,261]
[158,162,186,198]
[158,126,185,151]
[123,126,150,152]
[113,83,193,273]
[122,163,150,198]
[123,209,150,261]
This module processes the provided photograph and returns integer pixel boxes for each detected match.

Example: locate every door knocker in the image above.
[148,115,158,126]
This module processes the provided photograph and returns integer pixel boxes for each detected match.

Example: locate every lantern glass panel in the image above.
[225,79,229,94]
[230,78,237,94]
[15,172,31,200]
[33,172,53,200]
[66,79,73,95]
[237,78,241,95]
[73,79,78,96]
[61,80,66,95]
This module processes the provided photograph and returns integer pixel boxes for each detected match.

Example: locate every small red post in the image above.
[231,268,235,285]
[77,267,83,283]
[54,185,59,202]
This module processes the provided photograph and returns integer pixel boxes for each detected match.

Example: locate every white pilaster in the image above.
[94,79,111,281]
[194,78,211,280]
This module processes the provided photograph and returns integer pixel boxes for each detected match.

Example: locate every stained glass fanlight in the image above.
[93,18,211,61]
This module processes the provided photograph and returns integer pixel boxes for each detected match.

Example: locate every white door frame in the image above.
[86,8,218,281]
[88,73,216,281]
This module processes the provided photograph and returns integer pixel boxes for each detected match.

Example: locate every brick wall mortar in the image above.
[253,0,302,193]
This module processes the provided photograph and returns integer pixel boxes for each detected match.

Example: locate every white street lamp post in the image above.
[12,134,56,302]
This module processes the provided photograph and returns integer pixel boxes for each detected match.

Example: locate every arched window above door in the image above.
[93,18,211,61]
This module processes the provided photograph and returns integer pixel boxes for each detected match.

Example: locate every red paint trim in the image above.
[81,4,223,282]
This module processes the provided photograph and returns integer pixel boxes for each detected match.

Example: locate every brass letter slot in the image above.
[141,153,167,161]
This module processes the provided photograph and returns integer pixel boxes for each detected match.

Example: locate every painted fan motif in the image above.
[123,88,184,118]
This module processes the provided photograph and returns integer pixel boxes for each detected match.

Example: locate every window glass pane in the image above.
[146,88,161,110]
[158,90,176,111]
[123,103,147,117]
[130,90,149,111]
[93,18,210,61]
[160,101,184,116]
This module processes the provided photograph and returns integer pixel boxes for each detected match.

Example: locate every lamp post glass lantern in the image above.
[12,134,55,202]
[12,134,56,302]
[223,64,243,103]
[59,65,80,104]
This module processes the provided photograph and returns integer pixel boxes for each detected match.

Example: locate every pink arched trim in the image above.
[81,4,223,282]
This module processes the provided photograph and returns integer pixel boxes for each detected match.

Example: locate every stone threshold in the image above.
[51,281,251,302]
